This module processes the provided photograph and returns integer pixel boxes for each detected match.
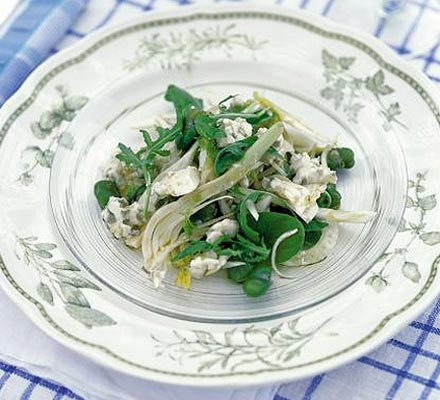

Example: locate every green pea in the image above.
[242,263,272,297]
[317,191,332,208]
[338,148,355,169]
[327,147,355,170]
[249,263,272,282]
[228,264,253,283]
[94,180,120,209]
[327,184,342,209]
[243,278,270,297]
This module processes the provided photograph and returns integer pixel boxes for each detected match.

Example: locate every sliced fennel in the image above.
[317,209,377,223]
[142,122,283,286]
[283,223,339,267]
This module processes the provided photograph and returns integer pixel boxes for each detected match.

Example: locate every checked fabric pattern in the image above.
[0,0,440,399]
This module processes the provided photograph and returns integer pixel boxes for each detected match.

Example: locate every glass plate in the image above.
[49,66,407,323]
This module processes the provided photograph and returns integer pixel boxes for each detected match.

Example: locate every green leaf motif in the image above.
[59,131,74,150]
[419,194,437,211]
[54,271,100,290]
[124,24,267,71]
[65,304,116,328]
[60,283,90,307]
[154,316,329,372]
[320,49,404,128]
[30,122,50,139]
[402,262,421,283]
[16,236,116,327]
[406,196,415,208]
[365,275,388,293]
[39,111,59,130]
[385,102,401,121]
[338,56,355,70]
[51,260,81,271]
[64,95,88,111]
[20,86,88,185]
[36,250,53,259]
[322,49,338,69]
[320,87,343,110]
[366,70,394,97]
[37,282,54,305]
[397,218,408,232]
[420,232,440,246]
[36,149,54,168]
[34,243,57,251]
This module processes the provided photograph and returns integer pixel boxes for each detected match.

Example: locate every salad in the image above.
[94,85,376,297]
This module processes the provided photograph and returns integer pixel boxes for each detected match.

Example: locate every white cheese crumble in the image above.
[217,117,253,147]
[290,152,336,186]
[102,197,145,248]
[206,218,239,243]
[152,166,200,197]
[263,176,326,223]
[189,251,229,279]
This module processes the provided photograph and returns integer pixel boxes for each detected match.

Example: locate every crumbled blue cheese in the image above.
[258,127,294,158]
[189,251,229,279]
[103,153,143,187]
[263,176,326,223]
[152,166,200,197]
[290,153,336,186]
[206,218,239,243]
[217,117,253,147]
[102,197,145,248]
[229,96,246,108]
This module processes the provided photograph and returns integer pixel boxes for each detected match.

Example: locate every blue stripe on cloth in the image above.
[393,0,430,54]
[419,358,440,400]
[409,0,440,13]
[302,374,325,400]
[386,301,440,399]
[358,357,440,390]
[389,339,440,361]
[322,0,336,16]
[0,0,88,105]
[20,381,38,400]
[0,370,13,389]
[120,0,149,8]
[423,41,440,73]
[0,360,84,400]
[53,391,67,400]
[374,17,388,38]
[411,321,440,335]
[299,0,310,9]
[274,395,290,400]
[93,0,122,29]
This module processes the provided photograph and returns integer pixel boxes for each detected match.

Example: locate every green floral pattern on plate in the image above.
[366,172,440,292]
[124,23,267,71]
[18,86,88,185]
[152,317,331,372]
[15,236,116,328]
[320,49,406,130]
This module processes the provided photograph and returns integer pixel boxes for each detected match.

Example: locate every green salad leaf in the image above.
[256,212,305,263]
[214,136,257,176]
[94,180,120,208]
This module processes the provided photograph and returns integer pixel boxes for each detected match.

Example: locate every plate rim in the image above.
[0,4,440,387]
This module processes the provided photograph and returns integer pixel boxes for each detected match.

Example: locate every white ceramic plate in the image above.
[0,5,440,387]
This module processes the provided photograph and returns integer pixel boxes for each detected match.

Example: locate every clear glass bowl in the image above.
[49,61,407,323]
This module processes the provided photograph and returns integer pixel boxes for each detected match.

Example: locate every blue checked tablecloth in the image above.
[1,0,440,399]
